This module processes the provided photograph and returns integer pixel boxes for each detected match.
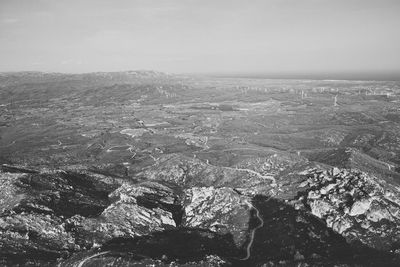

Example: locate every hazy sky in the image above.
[1,0,400,74]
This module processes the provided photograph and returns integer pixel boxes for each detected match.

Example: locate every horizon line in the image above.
[1,69,400,82]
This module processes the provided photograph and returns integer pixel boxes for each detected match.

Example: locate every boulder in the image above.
[349,198,372,216]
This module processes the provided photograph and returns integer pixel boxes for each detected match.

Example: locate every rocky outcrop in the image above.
[66,181,182,247]
[0,168,118,265]
[0,213,77,263]
[0,172,26,213]
[292,167,400,251]
[183,187,251,246]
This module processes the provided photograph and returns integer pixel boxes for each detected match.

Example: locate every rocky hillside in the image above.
[1,158,399,266]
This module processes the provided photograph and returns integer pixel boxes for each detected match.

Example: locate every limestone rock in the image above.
[310,200,334,219]
[183,186,251,246]
[349,199,372,216]
[293,167,400,251]
[68,181,180,246]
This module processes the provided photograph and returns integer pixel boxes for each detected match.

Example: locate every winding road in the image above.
[75,251,109,267]
[240,194,274,261]
[241,202,264,261]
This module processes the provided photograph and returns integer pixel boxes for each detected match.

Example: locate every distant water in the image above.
[208,72,400,82]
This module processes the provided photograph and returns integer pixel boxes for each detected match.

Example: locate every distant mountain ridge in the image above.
[0,70,170,86]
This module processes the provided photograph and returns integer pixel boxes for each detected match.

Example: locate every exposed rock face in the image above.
[349,198,372,216]
[183,187,251,245]
[0,172,26,213]
[66,181,181,247]
[292,167,400,251]
[0,213,77,260]
[0,167,118,265]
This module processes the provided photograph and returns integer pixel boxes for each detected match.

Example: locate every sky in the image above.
[1,0,400,76]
